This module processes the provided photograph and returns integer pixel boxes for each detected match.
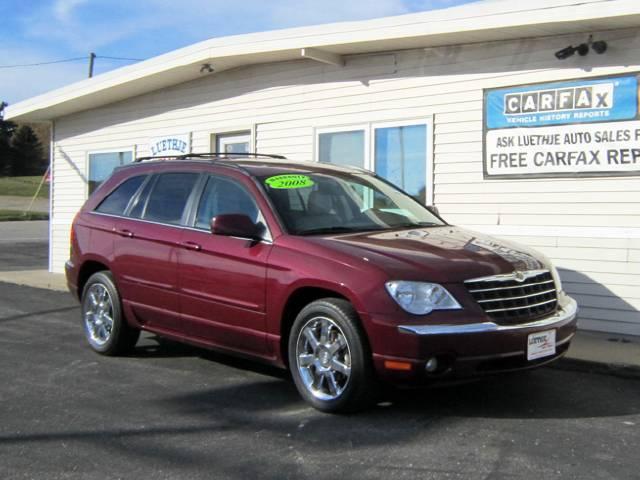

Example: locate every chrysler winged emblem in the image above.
[513,271,526,282]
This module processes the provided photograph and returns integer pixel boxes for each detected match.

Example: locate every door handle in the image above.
[180,241,202,251]
[112,227,134,238]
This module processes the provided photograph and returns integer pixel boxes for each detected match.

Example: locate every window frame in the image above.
[138,171,203,226]
[313,117,434,205]
[94,174,148,216]
[314,124,370,170]
[210,127,255,155]
[371,118,434,206]
[86,147,136,198]
[188,173,272,242]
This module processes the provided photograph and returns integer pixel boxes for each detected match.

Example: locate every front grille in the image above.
[465,270,557,325]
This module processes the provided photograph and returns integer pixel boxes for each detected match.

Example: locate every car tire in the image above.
[81,271,140,356]
[288,298,377,413]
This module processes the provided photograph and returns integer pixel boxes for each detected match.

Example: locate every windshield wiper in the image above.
[391,222,440,229]
[298,226,384,235]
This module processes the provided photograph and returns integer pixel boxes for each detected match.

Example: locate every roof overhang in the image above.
[6,0,640,122]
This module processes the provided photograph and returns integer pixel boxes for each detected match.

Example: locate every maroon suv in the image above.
[66,153,578,413]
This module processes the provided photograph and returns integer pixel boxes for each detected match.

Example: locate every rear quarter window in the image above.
[95,175,146,216]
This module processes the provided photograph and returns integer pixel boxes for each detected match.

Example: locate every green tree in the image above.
[0,118,17,176]
[10,124,45,176]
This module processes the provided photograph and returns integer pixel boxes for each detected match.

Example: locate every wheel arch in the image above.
[279,286,359,368]
[77,259,110,299]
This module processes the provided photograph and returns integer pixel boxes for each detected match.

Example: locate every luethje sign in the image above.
[149,134,190,157]
[483,74,640,177]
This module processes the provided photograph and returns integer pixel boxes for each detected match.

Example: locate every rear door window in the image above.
[143,173,200,225]
[95,175,146,216]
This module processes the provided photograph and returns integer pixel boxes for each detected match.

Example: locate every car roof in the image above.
[117,156,370,178]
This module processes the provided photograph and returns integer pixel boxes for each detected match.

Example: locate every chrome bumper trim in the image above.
[398,297,578,336]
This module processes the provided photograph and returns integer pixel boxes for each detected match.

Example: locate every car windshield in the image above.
[259,171,445,235]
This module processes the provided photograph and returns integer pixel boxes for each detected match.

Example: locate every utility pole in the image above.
[88,52,96,78]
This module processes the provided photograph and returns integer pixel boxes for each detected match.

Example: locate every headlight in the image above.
[385,281,461,315]
[550,265,564,293]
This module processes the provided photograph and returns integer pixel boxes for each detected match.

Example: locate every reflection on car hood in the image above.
[307,226,547,283]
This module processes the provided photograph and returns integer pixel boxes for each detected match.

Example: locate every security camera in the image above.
[555,45,576,60]
[554,43,589,60]
[200,63,214,74]
[591,40,608,54]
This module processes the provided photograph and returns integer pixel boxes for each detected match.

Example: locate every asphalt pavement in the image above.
[0,220,639,479]
[0,281,639,480]
[0,220,48,271]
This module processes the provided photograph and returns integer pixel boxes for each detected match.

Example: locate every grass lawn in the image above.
[0,176,50,198]
[0,209,49,221]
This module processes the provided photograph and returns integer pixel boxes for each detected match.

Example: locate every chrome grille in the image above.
[465,270,558,325]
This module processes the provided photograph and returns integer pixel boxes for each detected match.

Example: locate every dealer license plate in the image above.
[527,329,556,361]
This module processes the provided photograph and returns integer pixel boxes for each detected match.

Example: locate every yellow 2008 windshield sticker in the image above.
[265,174,314,189]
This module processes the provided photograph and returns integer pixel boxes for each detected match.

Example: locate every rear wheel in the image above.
[81,271,139,356]
[288,298,377,413]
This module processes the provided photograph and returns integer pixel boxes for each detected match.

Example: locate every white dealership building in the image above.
[6,0,640,335]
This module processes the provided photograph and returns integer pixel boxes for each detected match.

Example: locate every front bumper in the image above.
[64,259,79,300]
[398,295,577,335]
[368,296,578,383]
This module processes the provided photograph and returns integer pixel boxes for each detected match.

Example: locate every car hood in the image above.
[304,226,548,284]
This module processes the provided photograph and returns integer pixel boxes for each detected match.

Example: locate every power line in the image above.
[0,57,87,69]
[0,55,143,69]
[97,55,143,61]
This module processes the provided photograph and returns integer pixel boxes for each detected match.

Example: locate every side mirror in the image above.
[210,214,262,240]
[427,205,440,217]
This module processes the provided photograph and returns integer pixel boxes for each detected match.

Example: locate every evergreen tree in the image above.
[0,118,17,176]
[10,124,45,176]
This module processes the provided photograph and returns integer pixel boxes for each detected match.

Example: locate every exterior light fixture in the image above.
[591,40,608,54]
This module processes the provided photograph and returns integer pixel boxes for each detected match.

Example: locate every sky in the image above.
[0,0,478,106]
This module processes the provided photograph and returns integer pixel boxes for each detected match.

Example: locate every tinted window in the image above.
[195,176,259,230]
[95,175,145,216]
[143,173,199,225]
[128,175,155,219]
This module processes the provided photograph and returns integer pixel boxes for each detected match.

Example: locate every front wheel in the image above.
[288,298,377,413]
[81,271,140,356]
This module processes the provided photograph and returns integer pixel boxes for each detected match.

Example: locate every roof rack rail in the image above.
[134,152,287,163]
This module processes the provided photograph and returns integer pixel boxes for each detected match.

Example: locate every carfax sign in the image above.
[483,74,640,177]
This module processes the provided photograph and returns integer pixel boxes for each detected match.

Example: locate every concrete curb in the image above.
[0,270,67,292]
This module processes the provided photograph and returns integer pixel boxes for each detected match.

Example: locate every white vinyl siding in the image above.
[50,27,640,335]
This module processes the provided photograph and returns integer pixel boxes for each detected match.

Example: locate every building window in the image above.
[88,150,133,195]
[374,122,427,203]
[315,119,432,204]
[317,127,367,169]
[213,131,251,154]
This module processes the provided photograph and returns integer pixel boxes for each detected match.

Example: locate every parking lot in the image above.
[0,223,639,480]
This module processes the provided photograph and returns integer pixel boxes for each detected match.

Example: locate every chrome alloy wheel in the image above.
[296,316,352,401]
[84,283,114,347]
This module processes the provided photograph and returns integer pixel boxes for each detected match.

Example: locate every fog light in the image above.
[425,357,438,373]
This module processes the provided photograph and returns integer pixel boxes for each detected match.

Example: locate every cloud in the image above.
[53,0,89,22]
